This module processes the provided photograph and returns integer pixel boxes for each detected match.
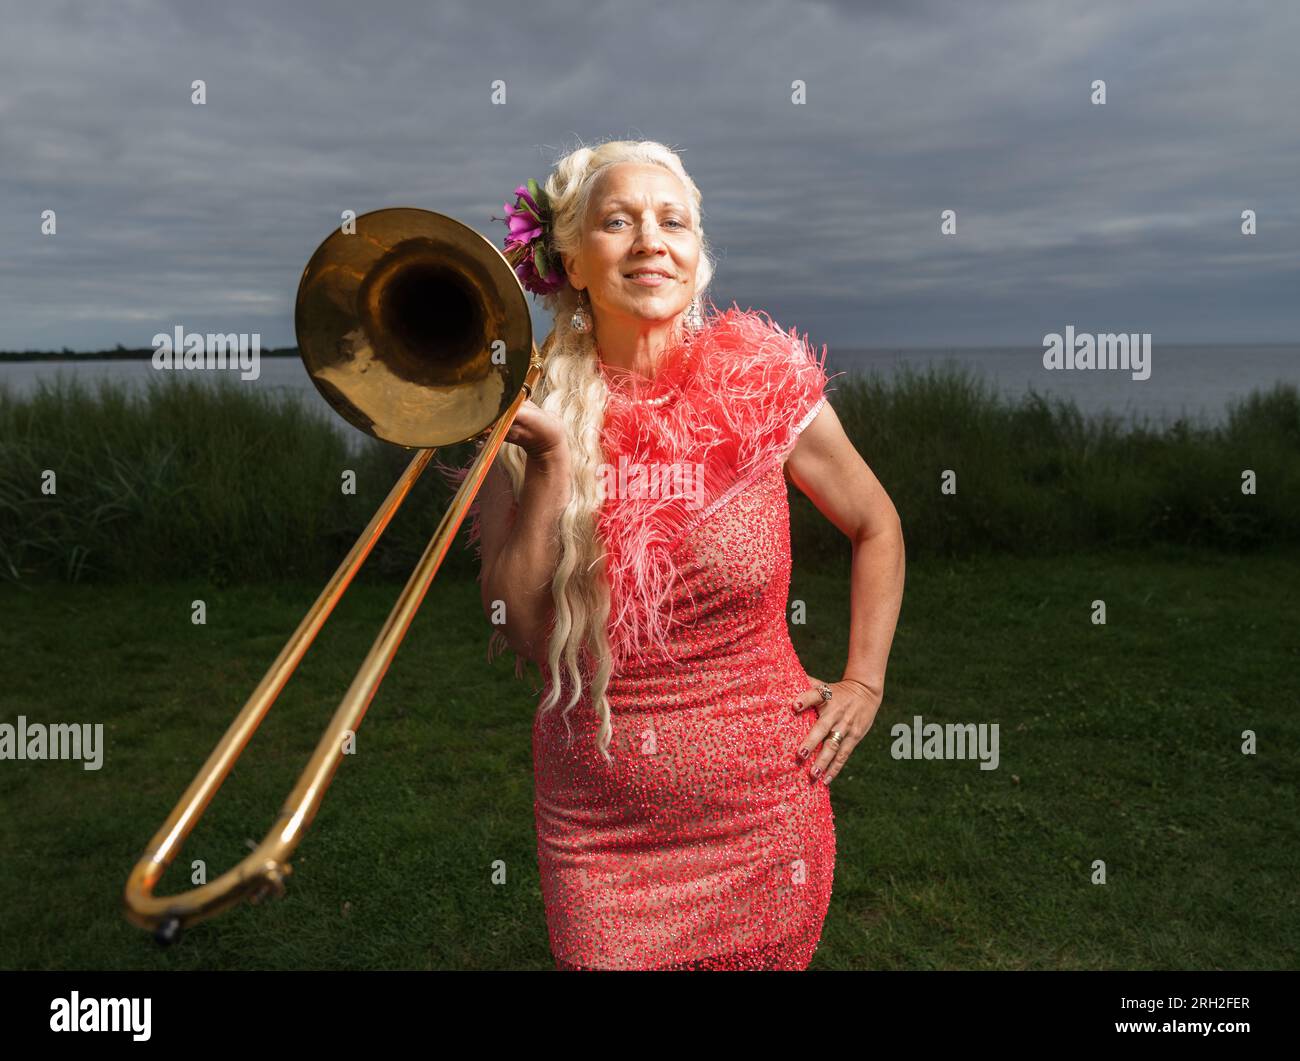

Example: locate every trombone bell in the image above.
[296,207,535,448]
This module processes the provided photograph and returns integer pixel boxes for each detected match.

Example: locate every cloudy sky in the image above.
[1,0,1297,351]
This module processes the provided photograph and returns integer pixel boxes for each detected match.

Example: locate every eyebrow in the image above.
[600,198,688,212]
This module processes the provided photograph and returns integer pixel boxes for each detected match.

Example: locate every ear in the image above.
[561,251,581,288]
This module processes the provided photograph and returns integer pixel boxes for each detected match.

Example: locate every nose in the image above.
[632,217,666,255]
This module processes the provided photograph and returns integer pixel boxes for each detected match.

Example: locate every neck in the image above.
[594,313,685,379]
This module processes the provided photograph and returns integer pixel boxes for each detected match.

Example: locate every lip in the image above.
[624,269,674,286]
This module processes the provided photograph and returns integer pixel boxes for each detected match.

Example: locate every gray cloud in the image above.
[0,0,1296,350]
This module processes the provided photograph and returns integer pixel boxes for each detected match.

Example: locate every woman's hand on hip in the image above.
[792,677,882,784]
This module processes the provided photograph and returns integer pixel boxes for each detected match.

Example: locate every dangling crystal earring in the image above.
[684,295,704,331]
[570,289,592,333]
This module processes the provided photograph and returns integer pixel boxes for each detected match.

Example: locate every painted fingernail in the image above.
[810,766,822,780]
[797,747,810,761]
[822,774,832,786]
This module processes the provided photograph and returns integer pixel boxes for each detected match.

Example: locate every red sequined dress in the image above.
[533,305,839,971]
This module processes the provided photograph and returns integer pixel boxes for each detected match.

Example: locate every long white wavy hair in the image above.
[486,138,717,761]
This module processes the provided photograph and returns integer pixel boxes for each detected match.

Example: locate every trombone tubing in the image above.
[123,357,542,935]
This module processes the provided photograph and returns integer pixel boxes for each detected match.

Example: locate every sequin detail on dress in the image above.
[535,305,840,970]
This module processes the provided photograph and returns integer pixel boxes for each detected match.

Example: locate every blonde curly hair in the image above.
[475,138,716,762]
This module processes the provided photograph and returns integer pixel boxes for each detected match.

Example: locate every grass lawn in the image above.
[0,544,1296,970]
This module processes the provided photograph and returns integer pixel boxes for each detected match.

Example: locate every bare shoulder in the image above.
[785,402,900,540]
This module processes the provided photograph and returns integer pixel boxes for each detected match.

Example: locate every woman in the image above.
[454,139,905,971]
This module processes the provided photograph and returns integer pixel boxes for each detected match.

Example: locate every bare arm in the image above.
[783,401,905,692]
[476,450,572,666]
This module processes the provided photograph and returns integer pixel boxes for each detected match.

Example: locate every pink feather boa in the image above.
[595,303,836,671]
[438,302,839,675]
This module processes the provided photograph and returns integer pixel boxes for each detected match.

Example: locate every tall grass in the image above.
[793,363,1300,564]
[1,365,1297,584]
[0,375,480,585]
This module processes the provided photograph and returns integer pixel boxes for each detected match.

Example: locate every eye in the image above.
[604,216,687,231]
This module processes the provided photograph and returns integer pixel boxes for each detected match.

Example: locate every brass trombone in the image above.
[123,208,542,944]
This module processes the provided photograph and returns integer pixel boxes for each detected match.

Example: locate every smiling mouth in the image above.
[624,270,675,279]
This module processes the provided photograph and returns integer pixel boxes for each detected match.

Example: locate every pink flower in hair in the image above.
[494,179,566,296]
